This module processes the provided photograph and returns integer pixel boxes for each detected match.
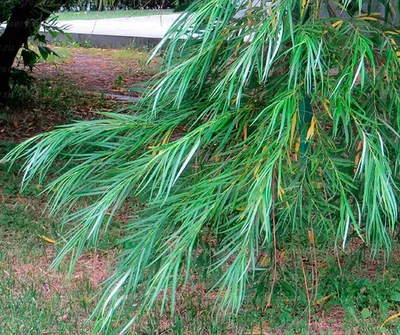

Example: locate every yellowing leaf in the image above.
[354,141,362,171]
[316,295,331,305]
[294,136,300,153]
[254,163,261,178]
[381,311,400,328]
[289,113,297,149]
[331,20,343,29]
[278,186,285,201]
[214,29,229,54]
[301,0,311,16]
[357,16,378,21]
[270,9,276,26]
[161,129,172,145]
[308,230,315,245]
[259,254,270,266]
[385,30,400,35]
[247,325,269,335]
[247,0,252,26]
[234,41,242,56]
[215,40,224,54]
[388,2,396,15]
[37,234,56,244]
[306,116,317,140]
[323,99,333,119]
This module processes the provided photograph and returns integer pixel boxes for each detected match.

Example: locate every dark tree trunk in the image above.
[0,0,66,100]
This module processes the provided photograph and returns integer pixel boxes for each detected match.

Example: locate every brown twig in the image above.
[309,223,319,301]
[266,169,278,309]
[299,245,312,334]
[266,208,278,308]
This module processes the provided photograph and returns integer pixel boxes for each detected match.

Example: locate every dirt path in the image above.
[34,47,157,97]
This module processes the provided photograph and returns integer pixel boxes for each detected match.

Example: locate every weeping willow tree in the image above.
[3,0,400,332]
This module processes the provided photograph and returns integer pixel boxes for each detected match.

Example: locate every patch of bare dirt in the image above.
[9,246,115,297]
[311,306,345,335]
[34,47,156,97]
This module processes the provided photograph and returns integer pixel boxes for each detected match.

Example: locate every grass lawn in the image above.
[55,9,174,21]
[0,145,118,334]
[1,45,400,334]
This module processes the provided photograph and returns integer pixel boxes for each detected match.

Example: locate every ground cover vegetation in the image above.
[0,45,155,140]
[1,0,400,334]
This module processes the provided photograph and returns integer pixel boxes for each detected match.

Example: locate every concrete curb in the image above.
[45,32,162,48]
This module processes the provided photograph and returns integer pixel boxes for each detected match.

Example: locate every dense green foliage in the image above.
[2,0,400,333]
[0,0,72,93]
[0,0,17,22]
